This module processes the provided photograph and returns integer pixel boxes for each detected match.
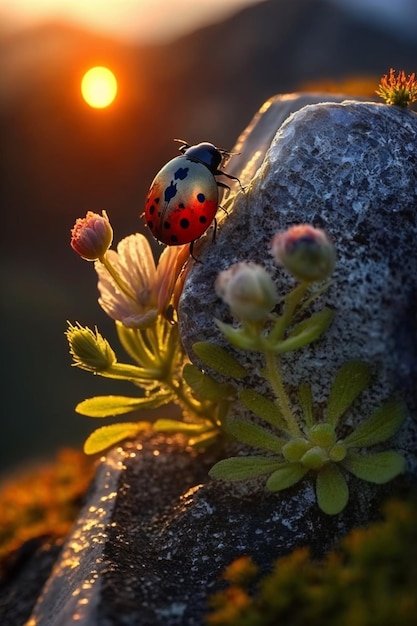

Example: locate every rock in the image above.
[25,431,391,626]
[225,92,366,186]
[22,94,417,625]
[0,536,62,626]
[179,96,417,473]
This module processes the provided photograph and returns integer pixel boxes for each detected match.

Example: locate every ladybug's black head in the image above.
[182,142,223,174]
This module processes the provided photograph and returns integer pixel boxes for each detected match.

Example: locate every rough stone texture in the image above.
[0,537,62,626]
[225,93,367,186]
[180,97,417,472]
[25,431,395,626]
[17,95,417,625]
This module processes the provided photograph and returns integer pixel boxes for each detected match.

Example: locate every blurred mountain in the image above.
[1,0,416,473]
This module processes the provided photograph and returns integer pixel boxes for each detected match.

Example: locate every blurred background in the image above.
[1,0,416,476]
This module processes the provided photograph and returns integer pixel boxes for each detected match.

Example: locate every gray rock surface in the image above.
[180,97,417,471]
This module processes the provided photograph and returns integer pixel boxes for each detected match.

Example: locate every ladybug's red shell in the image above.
[145,155,219,245]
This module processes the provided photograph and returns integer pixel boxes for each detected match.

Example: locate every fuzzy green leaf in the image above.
[83,422,149,455]
[153,419,213,434]
[298,383,314,427]
[193,341,247,378]
[75,393,172,418]
[209,457,283,481]
[316,463,349,515]
[227,417,286,453]
[239,389,286,429]
[343,398,406,448]
[215,321,260,351]
[342,451,405,483]
[182,363,235,401]
[266,463,308,492]
[325,360,371,426]
[274,308,334,353]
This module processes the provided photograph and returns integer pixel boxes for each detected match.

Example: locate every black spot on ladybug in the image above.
[180,218,190,229]
[199,215,208,224]
[174,167,189,180]
[164,182,177,202]
[149,205,156,215]
[147,221,154,229]
[170,234,178,243]
[197,193,206,203]
[154,197,160,204]
[179,203,185,209]
[164,221,171,229]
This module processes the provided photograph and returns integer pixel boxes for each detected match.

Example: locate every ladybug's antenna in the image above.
[174,138,190,153]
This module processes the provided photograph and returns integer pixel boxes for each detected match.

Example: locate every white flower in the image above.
[95,234,189,328]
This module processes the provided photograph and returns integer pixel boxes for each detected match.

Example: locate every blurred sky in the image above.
[1,0,416,43]
[0,0,264,43]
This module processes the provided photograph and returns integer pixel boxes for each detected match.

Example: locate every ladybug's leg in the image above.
[212,217,218,242]
[188,218,218,262]
[189,240,201,263]
[215,170,244,191]
[217,181,231,191]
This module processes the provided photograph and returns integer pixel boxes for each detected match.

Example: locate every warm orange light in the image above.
[81,66,118,109]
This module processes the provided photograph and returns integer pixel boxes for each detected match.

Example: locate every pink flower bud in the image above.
[71,211,113,261]
[271,225,335,282]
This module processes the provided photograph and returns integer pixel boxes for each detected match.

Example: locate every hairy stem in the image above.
[265,350,301,436]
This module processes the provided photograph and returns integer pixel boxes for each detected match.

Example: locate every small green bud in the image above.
[282,438,310,462]
[271,225,336,282]
[329,442,347,462]
[66,322,116,372]
[309,423,336,448]
[215,262,278,321]
[300,446,329,469]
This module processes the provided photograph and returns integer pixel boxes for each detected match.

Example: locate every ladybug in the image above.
[144,140,241,256]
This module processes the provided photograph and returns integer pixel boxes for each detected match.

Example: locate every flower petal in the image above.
[156,244,190,314]
[95,234,160,327]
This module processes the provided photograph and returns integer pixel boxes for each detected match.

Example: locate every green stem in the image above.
[265,350,301,436]
[105,362,164,381]
[147,323,165,362]
[282,281,310,326]
[99,255,137,302]
[268,281,310,346]
[169,378,211,415]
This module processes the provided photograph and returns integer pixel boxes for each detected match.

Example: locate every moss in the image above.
[0,449,94,570]
[207,496,417,626]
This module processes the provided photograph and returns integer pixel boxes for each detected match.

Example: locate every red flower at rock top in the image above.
[376,68,417,107]
[71,211,113,261]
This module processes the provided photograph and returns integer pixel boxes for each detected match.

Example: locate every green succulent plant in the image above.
[209,360,405,515]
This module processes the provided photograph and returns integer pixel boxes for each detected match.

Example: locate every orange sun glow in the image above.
[81,66,118,109]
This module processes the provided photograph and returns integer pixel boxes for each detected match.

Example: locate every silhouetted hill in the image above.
[1,0,416,473]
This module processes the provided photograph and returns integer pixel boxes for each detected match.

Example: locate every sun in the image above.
[81,66,118,109]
